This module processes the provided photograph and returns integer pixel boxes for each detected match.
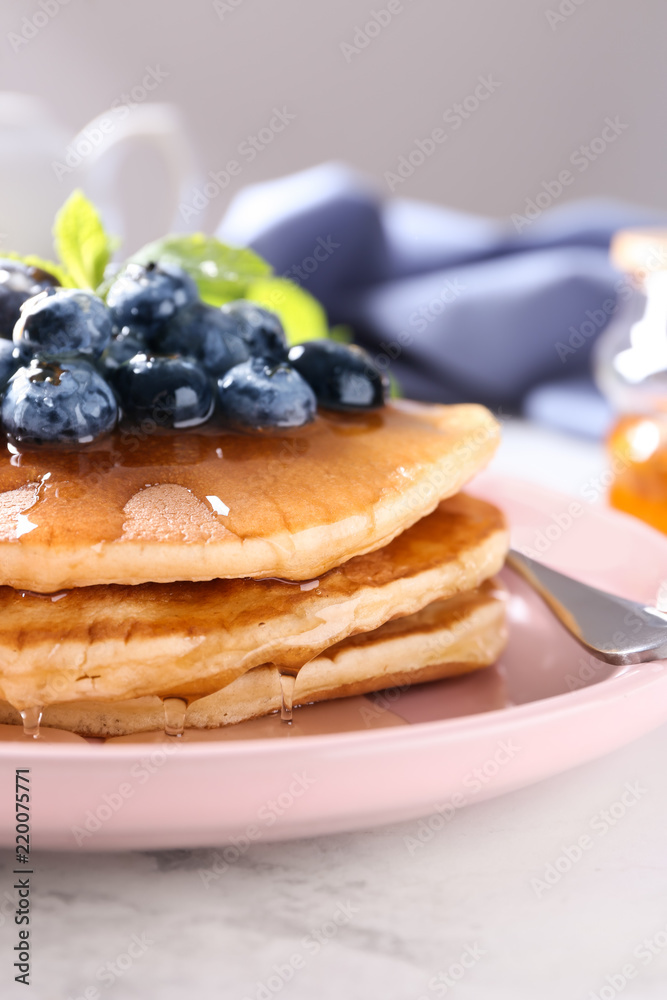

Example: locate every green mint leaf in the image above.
[4,252,71,288]
[244,277,329,344]
[129,234,272,306]
[329,324,353,343]
[53,190,113,290]
[124,234,331,343]
[388,371,402,398]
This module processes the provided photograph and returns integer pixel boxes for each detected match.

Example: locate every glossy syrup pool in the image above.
[0,403,492,562]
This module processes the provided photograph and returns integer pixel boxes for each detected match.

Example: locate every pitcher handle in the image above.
[71,102,199,248]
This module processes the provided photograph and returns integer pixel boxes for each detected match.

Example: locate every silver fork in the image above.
[506,550,667,666]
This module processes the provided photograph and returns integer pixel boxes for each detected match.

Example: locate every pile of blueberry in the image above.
[0,258,387,448]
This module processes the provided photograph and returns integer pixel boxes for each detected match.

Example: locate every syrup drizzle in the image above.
[18,590,69,602]
[278,671,298,723]
[162,697,187,737]
[278,653,322,722]
[264,578,320,592]
[20,706,43,739]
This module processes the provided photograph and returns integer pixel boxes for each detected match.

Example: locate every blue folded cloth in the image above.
[217,163,666,433]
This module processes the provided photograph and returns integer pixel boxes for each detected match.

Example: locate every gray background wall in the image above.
[1,0,665,245]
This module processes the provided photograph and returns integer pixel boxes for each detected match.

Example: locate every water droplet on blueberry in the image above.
[99,327,148,373]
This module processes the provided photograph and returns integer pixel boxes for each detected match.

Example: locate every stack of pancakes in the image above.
[0,400,509,737]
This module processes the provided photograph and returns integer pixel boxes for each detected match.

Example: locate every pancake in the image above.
[0,400,500,591]
[0,579,507,737]
[0,493,508,712]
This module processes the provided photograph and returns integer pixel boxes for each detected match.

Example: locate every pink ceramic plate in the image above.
[1,472,667,851]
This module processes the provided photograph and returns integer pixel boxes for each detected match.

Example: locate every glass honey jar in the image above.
[594,229,667,533]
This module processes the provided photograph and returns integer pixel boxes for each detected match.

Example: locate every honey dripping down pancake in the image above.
[0,579,507,738]
[0,400,500,591]
[0,493,509,714]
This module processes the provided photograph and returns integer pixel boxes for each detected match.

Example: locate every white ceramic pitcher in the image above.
[0,92,199,259]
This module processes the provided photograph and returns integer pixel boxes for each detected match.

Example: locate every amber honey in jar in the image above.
[593,229,667,532]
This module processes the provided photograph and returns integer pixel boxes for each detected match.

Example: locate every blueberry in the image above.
[1,358,118,447]
[14,288,112,359]
[0,340,28,392]
[220,300,287,363]
[288,340,387,411]
[112,353,214,429]
[106,261,199,339]
[218,358,316,431]
[0,259,58,340]
[99,328,148,373]
[156,302,249,376]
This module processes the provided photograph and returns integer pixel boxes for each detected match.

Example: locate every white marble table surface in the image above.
[3,420,667,1000]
